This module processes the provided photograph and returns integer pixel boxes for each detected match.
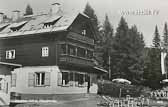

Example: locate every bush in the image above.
[97,80,144,97]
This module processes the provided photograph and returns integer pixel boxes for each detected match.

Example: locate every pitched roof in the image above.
[0,12,90,38]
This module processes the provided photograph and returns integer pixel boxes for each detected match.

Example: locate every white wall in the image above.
[11,66,58,94]
[0,75,11,105]
[11,66,98,95]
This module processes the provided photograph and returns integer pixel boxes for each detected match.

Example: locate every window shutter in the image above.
[57,72,62,86]
[11,73,16,87]
[28,73,34,87]
[45,72,50,86]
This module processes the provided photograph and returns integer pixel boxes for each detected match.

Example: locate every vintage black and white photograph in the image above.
[0,0,168,106]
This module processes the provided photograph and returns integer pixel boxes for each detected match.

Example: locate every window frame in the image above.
[77,47,86,58]
[6,49,15,59]
[68,45,76,56]
[35,72,45,87]
[60,44,67,55]
[82,29,86,36]
[41,46,49,57]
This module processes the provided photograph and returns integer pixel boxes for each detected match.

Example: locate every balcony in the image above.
[59,54,94,67]
[67,32,94,45]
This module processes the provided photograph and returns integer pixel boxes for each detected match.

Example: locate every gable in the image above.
[67,13,96,40]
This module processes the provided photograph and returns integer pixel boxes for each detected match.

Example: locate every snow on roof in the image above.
[44,15,62,23]
[9,21,27,28]
[0,12,88,38]
[36,28,52,34]
[21,14,48,31]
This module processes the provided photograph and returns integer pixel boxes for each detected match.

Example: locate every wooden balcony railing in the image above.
[59,54,94,67]
[67,32,94,45]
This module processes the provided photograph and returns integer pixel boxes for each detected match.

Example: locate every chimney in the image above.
[12,10,20,21]
[0,12,4,23]
[51,2,62,15]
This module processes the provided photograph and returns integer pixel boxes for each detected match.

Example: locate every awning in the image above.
[44,15,62,24]
[0,62,21,75]
[10,21,27,28]
[0,62,22,67]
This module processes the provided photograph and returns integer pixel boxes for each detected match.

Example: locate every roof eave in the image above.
[0,62,22,67]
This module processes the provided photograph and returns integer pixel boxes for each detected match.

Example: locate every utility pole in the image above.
[108,55,111,80]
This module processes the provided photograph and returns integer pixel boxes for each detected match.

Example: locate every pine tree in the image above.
[101,14,114,79]
[103,14,113,39]
[112,17,129,79]
[153,25,160,48]
[112,17,145,84]
[24,4,33,16]
[143,48,162,89]
[163,22,168,46]
[128,25,145,84]
[143,26,162,89]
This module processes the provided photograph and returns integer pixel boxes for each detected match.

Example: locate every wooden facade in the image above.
[0,11,107,99]
[0,13,96,70]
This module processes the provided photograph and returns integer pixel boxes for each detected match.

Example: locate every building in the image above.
[0,62,21,105]
[0,3,107,100]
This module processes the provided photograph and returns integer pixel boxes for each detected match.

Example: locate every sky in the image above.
[1,0,168,46]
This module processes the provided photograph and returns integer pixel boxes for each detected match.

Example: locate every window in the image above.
[6,50,15,59]
[35,72,45,86]
[28,72,50,87]
[87,50,93,59]
[60,44,67,54]
[10,21,27,32]
[68,45,76,56]
[11,73,16,87]
[69,72,74,81]
[43,24,52,28]
[77,47,86,58]
[62,72,69,86]
[57,71,88,87]
[82,29,86,36]
[43,16,61,28]
[42,47,49,57]
[78,74,84,85]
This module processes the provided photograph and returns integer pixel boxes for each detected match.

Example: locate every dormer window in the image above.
[82,29,86,36]
[43,15,62,28]
[44,23,53,28]
[10,21,27,32]
[0,23,9,32]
